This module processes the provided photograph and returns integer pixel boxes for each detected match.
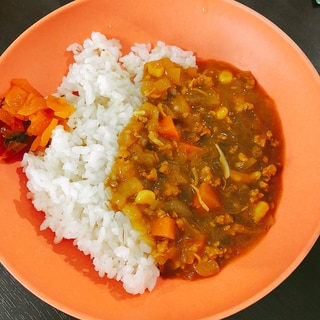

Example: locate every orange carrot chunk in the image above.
[158,115,180,140]
[150,216,176,240]
[193,182,221,212]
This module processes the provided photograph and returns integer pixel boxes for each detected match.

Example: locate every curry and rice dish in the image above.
[0,32,283,293]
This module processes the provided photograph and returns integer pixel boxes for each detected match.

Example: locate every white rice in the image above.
[21,32,196,294]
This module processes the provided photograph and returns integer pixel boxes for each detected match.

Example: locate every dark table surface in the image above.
[0,0,319,319]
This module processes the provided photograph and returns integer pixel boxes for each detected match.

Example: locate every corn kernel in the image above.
[215,106,228,120]
[135,190,156,205]
[218,70,233,84]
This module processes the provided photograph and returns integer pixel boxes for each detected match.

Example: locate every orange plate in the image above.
[0,0,319,319]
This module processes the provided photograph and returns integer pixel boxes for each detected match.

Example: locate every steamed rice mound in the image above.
[21,32,196,294]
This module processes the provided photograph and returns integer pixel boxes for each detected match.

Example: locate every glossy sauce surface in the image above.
[107,58,284,279]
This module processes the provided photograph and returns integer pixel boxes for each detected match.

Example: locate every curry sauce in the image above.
[106,58,283,279]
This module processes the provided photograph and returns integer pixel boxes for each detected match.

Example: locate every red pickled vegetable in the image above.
[0,79,74,159]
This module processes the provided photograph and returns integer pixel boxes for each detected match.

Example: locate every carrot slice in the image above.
[151,216,176,240]
[193,182,221,212]
[158,115,180,140]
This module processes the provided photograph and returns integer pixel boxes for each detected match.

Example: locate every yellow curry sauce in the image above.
[106,58,283,279]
